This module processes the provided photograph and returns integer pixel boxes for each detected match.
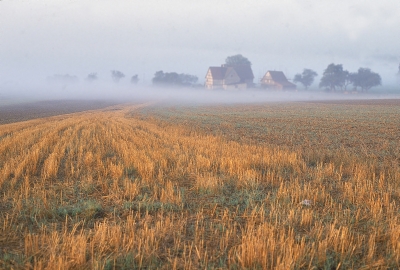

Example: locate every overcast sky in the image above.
[1,0,400,86]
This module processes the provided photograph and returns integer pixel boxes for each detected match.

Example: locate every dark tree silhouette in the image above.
[111,70,125,83]
[293,69,318,90]
[319,64,348,92]
[341,70,354,91]
[225,54,252,66]
[350,68,381,92]
[85,73,98,82]
[152,71,198,86]
[131,75,139,84]
[397,63,400,84]
[47,74,79,90]
[398,63,400,76]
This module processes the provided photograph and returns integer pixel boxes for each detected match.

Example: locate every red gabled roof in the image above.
[207,65,254,82]
[267,71,288,82]
[207,66,228,80]
[230,65,254,82]
[277,81,297,87]
[264,71,296,87]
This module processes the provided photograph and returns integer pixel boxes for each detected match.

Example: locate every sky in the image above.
[1,0,400,88]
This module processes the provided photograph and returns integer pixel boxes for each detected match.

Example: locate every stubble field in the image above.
[0,99,399,269]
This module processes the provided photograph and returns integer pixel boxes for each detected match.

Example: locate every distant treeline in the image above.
[294,64,382,92]
[46,54,397,92]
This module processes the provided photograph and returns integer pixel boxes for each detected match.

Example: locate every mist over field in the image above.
[1,81,400,108]
[2,2,400,268]
[1,0,400,104]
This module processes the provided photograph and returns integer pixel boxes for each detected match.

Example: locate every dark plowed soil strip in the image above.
[0,100,121,125]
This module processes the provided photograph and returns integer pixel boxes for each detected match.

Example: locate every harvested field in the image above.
[307,98,400,106]
[134,99,400,159]
[0,99,399,269]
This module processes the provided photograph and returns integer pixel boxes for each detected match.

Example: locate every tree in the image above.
[225,54,252,66]
[111,70,125,83]
[341,70,353,91]
[397,63,400,84]
[319,63,347,92]
[293,69,318,90]
[85,73,98,82]
[46,74,79,90]
[397,63,400,77]
[131,74,139,84]
[350,68,381,92]
[152,71,198,87]
[178,74,198,86]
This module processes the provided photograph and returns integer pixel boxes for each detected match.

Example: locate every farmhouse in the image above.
[205,65,254,89]
[260,71,296,90]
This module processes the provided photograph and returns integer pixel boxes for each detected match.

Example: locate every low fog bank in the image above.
[1,81,400,108]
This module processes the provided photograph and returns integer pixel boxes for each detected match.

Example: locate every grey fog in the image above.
[1,0,400,103]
